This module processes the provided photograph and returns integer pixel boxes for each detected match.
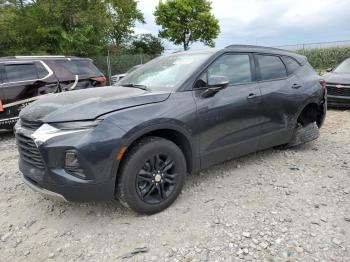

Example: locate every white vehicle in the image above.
[111,64,143,85]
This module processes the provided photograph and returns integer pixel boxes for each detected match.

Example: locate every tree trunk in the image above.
[183,42,187,51]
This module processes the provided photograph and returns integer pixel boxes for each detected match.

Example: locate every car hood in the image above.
[323,72,350,85]
[20,86,171,123]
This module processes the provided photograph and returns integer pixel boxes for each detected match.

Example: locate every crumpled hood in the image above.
[20,86,171,123]
[323,72,350,85]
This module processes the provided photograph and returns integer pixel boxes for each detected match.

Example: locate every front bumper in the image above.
[20,172,67,201]
[15,120,126,202]
[327,95,350,108]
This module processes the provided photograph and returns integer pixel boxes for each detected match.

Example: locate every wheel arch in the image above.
[119,124,196,176]
[296,100,326,127]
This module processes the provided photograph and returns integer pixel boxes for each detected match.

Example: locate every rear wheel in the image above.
[116,137,187,214]
[287,121,320,147]
[276,121,320,149]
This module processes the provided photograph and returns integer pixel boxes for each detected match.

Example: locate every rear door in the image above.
[0,64,4,113]
[255,54,303,149]
[51,59,106,90]
[0,61,59,122]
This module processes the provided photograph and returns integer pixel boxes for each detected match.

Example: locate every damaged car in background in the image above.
[323,57,350,107]
[0,56,106,130]
[15,45,326,214]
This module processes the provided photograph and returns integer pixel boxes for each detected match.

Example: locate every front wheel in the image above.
[116,137,187,215]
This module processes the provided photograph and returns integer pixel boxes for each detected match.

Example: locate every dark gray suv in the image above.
[15,45,327,214]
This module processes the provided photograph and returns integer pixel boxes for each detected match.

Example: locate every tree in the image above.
[107,0,145,46]
[129,34,164,55]
[154,0,220,51]
[0,0,145,56]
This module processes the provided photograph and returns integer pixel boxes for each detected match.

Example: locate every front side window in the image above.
[207,54,252,85]
[4,64,38,83]
[257,55,287,81]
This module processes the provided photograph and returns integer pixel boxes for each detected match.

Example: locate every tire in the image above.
[116,136,187,215]
[280,122,320,149]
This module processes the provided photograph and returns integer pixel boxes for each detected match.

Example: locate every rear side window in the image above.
[282,56,301,74]
[207,54,252,85]
[256,55,287,81]
[4,64,38,82]
[56,60,101,75]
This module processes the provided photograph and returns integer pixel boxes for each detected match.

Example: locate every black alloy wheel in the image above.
[116,137,186,214]
[136,154,178,204]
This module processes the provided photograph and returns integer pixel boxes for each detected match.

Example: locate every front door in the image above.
[193,53,263,169]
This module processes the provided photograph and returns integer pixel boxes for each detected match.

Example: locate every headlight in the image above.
[50,120,101,130]
[31,121,99,146]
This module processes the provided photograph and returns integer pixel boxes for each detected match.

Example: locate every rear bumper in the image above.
[0,116,18,129]
[327,95,350,108]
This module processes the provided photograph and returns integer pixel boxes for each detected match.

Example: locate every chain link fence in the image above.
[91,40,350,82]
[273,40,350,72]
[92,53,158,85]
[274,40,350,51]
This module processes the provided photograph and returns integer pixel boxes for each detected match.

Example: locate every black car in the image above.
[15,45,327,214]
[323,58,350,107]
[0,56,106,129]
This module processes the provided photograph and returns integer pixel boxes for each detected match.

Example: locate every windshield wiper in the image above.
[120,83,150,91]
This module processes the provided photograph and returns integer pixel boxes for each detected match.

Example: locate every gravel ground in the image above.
[0,109,349,262]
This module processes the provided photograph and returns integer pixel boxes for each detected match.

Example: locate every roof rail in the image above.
[15,55,67,59]
[225,44,289,52]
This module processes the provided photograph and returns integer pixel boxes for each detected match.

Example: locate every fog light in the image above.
[65,150,86,179]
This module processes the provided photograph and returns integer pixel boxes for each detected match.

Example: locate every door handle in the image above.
[292,83,302,89]
[247,93,259,99]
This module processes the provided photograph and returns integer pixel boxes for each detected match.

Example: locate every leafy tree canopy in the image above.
[154,0,220,50]
[0,0,145,56]
[128,34,164,55]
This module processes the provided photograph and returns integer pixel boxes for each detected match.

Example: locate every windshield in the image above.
[334,59,350,74]
[118,52,212,91]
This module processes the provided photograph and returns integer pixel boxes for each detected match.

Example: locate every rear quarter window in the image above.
[56,60,101,75]
[256,55,287,81]
[36,62,50,78]
[282,56,301,75]
[4,64,38,82]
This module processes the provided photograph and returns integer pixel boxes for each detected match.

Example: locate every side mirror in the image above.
[326,68,333,73]
[202,75,229,98]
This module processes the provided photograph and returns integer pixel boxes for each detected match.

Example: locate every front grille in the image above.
[20,119,42,130]
[16,133,45,169]
[326,83,350,97]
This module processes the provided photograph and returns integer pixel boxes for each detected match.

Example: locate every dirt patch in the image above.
[0,110,349,261]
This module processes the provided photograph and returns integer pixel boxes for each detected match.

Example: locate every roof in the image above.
[224,45,306,64]
[0,56,91,62]
[169,45,307,64]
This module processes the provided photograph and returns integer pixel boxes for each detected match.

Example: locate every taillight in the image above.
[320,79,326,89]
[0,100,4,112]
[91,76,107,86]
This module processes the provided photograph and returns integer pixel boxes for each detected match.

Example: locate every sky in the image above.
[134,0,350,51]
